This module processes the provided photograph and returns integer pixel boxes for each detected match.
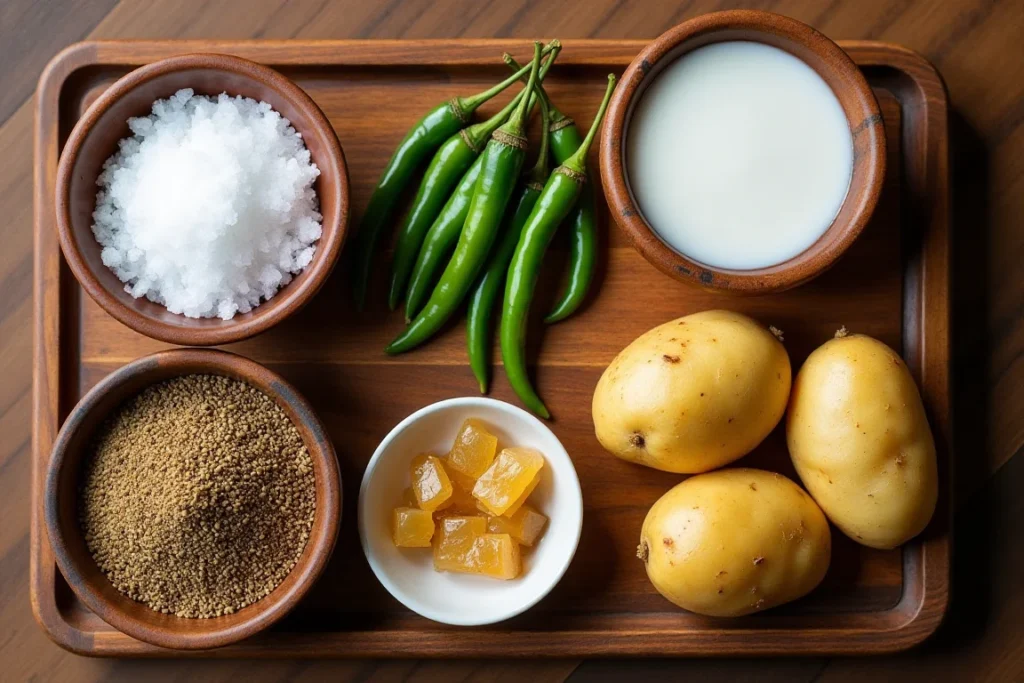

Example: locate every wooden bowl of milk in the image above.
[600,10,885,294]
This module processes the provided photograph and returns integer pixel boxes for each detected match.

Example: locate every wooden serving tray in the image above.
[32,40,950,657]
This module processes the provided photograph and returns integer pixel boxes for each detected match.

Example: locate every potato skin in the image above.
[639,469,831,617]
[592,310,791,474]
[786,334,938,549]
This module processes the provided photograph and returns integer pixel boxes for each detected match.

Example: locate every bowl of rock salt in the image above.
[56,53,349,345]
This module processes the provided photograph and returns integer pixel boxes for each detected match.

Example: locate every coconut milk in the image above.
[626,41,854,270]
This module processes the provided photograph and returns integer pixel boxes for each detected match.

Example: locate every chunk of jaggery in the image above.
[486,504,548,546]
[502,473,540,517]
[446,466,479,494]
[392,507,434,547]
[445,419,498,481]
[442,483,480,514]
[411,453,453,512]
[433,515,487,572]
[470,533,522,580]
[472,447,545,516]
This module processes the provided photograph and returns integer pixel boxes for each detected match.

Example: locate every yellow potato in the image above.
[639,469,831,617]
[787,332,938,549]
[592,310,791,473]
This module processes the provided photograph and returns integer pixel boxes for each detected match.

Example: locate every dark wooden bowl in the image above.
[55,53,349,345]
[43,349,341,650]
[600,10,885,294]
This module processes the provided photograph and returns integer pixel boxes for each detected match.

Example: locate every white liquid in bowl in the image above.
[626,41,854,270]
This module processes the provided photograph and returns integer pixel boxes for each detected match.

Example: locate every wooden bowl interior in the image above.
[61,56,347,342]
[45,350,340,650]
[609,12,885,292]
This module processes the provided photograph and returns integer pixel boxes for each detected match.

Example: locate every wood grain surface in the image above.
[3,0,1021,680]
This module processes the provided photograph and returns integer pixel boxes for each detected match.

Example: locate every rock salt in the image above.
[92,88,322,320]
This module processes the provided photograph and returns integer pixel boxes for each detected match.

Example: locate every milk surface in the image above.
[627,41,854,270]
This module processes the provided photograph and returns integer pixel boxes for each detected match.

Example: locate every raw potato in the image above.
[639,469,831,617]
[787,332,938,549]
[592,310,791,473]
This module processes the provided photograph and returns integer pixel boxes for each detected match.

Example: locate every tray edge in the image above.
[30,39,952,658]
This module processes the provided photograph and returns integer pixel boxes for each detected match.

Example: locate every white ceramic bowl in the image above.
[358,397,583,626]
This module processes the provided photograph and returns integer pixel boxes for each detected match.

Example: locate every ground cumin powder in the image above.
[78,374,316,618]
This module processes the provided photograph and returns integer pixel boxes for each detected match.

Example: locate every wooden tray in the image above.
[32,39,950,657]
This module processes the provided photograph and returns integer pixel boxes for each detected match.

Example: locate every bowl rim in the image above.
[43,348,342,650]
[599,9,886,294]
[54,52,349,345]
[357,396,584,626]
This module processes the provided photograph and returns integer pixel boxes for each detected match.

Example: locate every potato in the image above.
[786,332,938,549]
[592,310,791,473]
[639,469,830,617]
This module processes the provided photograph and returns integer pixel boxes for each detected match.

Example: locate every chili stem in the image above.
[464,46,562,149]
[460,40,559,112]
[502,52,572,126]
[500,42,543,137]
[561,74,616,175]
[525,89,551,186]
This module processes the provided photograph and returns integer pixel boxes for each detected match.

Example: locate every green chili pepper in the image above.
[545,181,598,322]
[387,48,561,312]
[403,154,484,322]
[386,43,545,355]
[504,53,599,324]
[500,74,617,418]
[467,93,551,393]
[350,41,559,310]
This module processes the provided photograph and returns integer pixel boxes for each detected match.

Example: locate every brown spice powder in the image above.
[78,374,315,618]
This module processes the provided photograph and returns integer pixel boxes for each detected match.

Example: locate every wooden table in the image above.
[2,0,1020,680]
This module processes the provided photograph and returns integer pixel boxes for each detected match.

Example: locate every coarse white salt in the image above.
[92,88,322,320]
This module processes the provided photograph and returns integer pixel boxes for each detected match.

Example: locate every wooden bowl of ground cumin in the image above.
[44,349,341,650]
